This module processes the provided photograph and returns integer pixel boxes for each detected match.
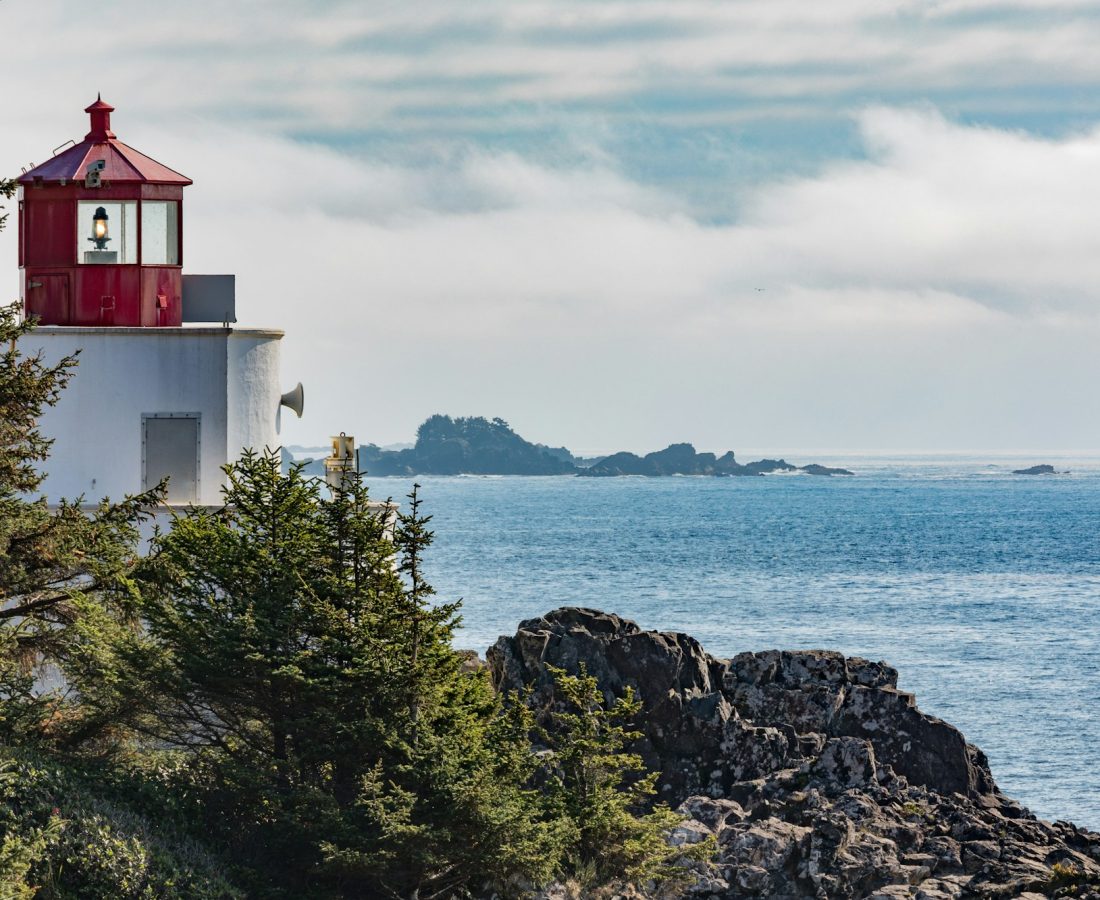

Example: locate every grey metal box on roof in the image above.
[182,274,236,324]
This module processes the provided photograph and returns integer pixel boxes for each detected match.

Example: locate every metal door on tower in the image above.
[143,414,200,504]
[26,274,70,324]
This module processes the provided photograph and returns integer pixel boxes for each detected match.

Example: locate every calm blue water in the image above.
[362,455,1100,830]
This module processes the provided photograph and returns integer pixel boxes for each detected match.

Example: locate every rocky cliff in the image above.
[488,608,1100,899]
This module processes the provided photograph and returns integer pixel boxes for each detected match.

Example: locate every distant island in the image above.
[298,415,854,477]
[356,415,575,476]
[580,442,853,477]
[1012,464,1065,475]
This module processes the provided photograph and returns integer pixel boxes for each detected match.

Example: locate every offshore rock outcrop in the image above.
[577,444,854,477]
[488,608,1100,899]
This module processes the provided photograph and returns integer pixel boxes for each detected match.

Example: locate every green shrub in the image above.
[0,751,239,899]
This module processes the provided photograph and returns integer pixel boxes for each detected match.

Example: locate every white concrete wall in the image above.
[226,331,283,462]
[23,326,283,507]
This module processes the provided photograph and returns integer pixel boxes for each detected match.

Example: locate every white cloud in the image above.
[739,108,1100,310]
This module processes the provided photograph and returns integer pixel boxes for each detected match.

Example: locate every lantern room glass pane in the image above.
[141,201,179,265]
[78,201,137,264]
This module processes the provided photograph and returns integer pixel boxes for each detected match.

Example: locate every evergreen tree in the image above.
[542,664,714,887]
[0,178,15,233]
[0,294,156,744]
[125,453,564,897]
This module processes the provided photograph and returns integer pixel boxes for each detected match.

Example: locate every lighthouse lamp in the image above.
[89,206,110,250]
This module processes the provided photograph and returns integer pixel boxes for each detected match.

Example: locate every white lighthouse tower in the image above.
[16,99,303,506]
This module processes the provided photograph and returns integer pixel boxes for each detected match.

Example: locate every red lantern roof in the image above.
[18,96,192,186]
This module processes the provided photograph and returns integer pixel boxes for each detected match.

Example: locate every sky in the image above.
[3,0,1100,455]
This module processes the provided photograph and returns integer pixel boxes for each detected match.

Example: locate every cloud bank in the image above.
[7,0,1100,141]
[133,107,1097,451]
[2,0,1099,451]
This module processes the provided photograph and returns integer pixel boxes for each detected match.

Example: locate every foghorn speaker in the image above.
[279,383,304,418]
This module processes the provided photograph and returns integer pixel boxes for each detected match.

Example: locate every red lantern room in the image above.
[17,97,191,327]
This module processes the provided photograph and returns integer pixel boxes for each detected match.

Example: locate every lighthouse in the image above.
[17,98,303,506]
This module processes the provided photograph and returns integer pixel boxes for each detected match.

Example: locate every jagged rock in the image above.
[488,607,742,799]
[486,607,1100,900]
[668,819,714,847]
[723,648,996,798]
[810,737,877,789]
[722,818,810,871]
[676,796,747,832]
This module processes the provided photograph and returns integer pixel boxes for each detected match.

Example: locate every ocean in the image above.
[361,454,1100,831]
